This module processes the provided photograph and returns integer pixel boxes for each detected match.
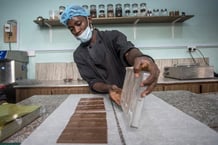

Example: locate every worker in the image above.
[60,5,160,105]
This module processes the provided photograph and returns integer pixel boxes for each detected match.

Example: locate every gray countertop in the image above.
[2,90,218,143]
[14,77,218,88]
[153,91,218,132]
[157,77,218,84]
[14,80,89,88]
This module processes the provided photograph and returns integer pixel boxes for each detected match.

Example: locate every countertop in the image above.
[2,91,218,144]
[157,76,218,84]
[14,80,89,88]
[14,77,218,88]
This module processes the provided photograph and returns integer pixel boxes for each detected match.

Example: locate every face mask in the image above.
[76,22,93,43]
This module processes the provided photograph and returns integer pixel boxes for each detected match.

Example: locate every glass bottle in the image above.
[98,4,105,18]
[59,6,65,15]
[115,4,122,17]
[82,5,89,14]
[153,9,160,16]
[146,10,152,16]
[140,3,147,16]
[175,10,180,16]
[132,3,138,16]
[107,4,114,17]
[163,9,168,16]
[124,3,131,16]
[90,5,97,18]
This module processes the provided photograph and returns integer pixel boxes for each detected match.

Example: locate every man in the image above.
[60,5,160,105]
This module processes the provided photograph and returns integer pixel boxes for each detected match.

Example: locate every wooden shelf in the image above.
[34,15,194,27]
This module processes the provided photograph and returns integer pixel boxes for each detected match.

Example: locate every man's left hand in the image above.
[133,56,160,97]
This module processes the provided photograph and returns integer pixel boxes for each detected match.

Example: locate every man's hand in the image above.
[109,85,122,105]
[134,56,160,97]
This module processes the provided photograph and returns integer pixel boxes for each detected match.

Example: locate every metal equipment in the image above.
[164,64,214,80]
[0,50,28,84]
[0,50,28,103]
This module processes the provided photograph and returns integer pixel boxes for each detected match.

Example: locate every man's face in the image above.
[67,16,89,37]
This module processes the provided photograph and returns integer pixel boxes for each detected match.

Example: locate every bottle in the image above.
[115,4,122,17]
[163,9,168,16]
[107,4,114,17]
[140,3,147,16]
[82,5,89,14]
[124,3,131,16]
[175,10,180,16]
[132,3,139,16]
[90,5,97,18]
[59,6,65,15]
[98,4,105,18]
[153,9,160,16]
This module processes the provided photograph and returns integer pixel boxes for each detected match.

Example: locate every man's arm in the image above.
[92,82,112,93]
[125,48,154,65]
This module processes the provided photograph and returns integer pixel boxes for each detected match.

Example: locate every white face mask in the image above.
[76,21,93,43]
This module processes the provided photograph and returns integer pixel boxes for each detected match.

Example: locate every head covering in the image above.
[60,5,89,26]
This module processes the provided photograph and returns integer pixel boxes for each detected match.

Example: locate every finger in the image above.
[140,74,154,87]
[112,96,121,105]
[134,60,149,77]
[141,82,157,97]
[140,66,159,86]
[109,92,121,105]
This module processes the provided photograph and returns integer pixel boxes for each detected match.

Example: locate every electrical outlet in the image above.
[4,24,11,32]
[4,25,17,43]
[27,50,36,57]
[187,46,196,52]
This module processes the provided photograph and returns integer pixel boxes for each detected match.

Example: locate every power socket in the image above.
[4,24,11,32]
[187,46,196,52]
[4,25,17,43]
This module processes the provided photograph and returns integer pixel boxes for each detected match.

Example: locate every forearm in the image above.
[92,82,112,93]
[125,48,154,65]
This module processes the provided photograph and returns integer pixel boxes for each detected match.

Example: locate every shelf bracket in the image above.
[44,22,53,43]
[133,19,140,40]
[171,16,183,39]
[134,18,140,25]
[172,17,182,24]
[171,24,175,39]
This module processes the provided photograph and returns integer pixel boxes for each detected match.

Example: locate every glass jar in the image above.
[107,4,114,17]
[90,5,97,18]
[169,11,175,16]
[146,10,152,16]
[115,4,122,17]
[124,3,130,16]
[140,3,147,16]
[82,5,89,13]
[132,3,138,16]
[98,4,105,18]
[153,9,160,16]
[163,9,168,16]
[59,6,65,15]
[175,10,180,16]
